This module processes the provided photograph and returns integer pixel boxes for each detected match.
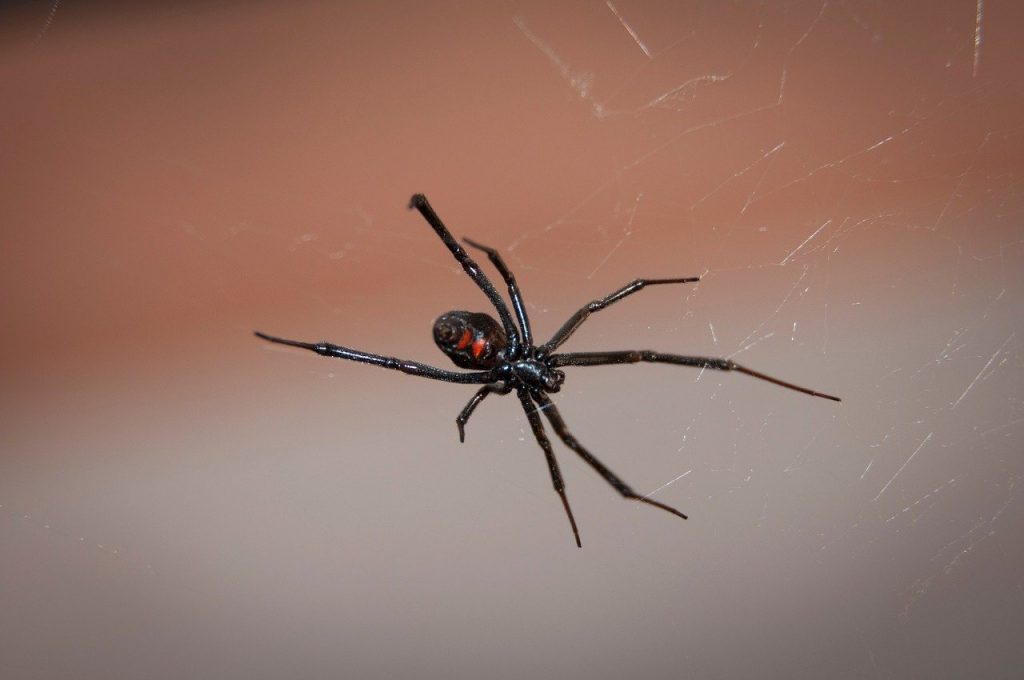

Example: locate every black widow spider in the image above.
[256,194,840,547]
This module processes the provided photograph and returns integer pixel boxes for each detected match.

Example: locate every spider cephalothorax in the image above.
[256,194,840,547]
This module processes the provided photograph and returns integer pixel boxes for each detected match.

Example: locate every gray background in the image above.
[3,1,1022,678]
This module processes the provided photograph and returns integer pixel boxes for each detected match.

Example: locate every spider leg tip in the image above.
[254,330,286,346]
[667,506,689,520]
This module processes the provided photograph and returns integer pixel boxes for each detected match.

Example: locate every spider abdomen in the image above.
[433,311,507,370]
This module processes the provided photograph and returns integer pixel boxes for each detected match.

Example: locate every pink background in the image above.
[3,1,1022,678]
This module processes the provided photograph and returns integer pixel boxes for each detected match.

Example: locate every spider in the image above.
[256,194,840,547]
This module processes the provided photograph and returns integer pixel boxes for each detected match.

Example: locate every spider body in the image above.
[433,311,507,370]
[256,194,840,547]
[433,311,566,392]
[506,356,566,393]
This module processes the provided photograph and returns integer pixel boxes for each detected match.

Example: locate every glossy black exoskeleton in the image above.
[256,194,840,547]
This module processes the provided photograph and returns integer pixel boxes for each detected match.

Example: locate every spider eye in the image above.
[545,369,566,392]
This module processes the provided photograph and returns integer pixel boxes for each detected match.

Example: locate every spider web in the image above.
[1,1,1022,678]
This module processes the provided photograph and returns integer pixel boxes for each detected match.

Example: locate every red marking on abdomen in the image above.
[471,337,486,359]
[455,329,472,350]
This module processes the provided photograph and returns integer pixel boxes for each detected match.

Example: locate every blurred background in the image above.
[2,1,1022,678]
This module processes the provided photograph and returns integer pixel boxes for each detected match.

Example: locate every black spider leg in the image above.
[456,382,512,442]
[517,389,582,548]
[254,332,493,384]
[409,194,521,358]
[463,237,533,349]
[532,391,690,523]
[540,277,700,354]
[551,351,842,401]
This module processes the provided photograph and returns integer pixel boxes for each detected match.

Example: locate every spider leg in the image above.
[254,332,492,384]
[409,194,521,357]
[456,382,511,443]
[551,351,841,401]
[532,391,689,522]
[463,237,533,348]
[540,277,699,353]
[517,389,582,548]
